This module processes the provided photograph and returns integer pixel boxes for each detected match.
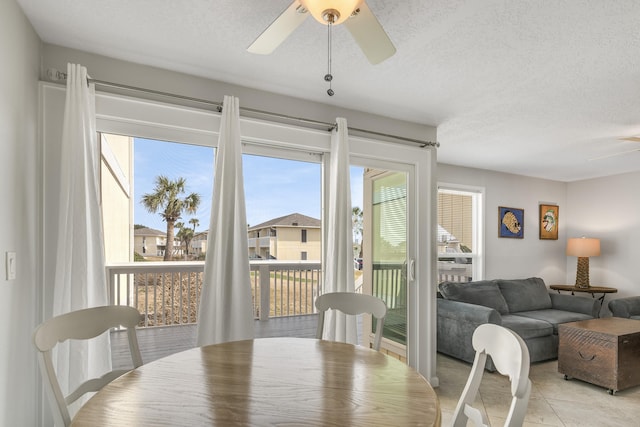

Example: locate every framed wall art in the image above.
[539,204,559,240]
[498,206,524,238]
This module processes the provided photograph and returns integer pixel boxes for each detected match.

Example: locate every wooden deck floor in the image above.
[112,314,320,369]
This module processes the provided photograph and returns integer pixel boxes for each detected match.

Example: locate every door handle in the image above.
[408,259,415,282]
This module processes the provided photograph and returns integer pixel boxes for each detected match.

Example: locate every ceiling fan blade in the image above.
[620,136,640,142]
[344,2,396,65]
[588,147,640,161]
[247,2,308,55]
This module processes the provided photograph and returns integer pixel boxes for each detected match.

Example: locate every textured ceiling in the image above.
[18,0,640,181]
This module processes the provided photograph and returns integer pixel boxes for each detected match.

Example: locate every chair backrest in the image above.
[33,305,143,426]
[315,292,387,351]
[451,323,532,427]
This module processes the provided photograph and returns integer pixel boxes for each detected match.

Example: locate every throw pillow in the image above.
[439,280,509,314]
[497,277,552,313]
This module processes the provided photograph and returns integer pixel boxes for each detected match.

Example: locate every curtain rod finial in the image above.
[46,68,67,81]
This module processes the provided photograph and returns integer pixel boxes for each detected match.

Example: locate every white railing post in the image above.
[259,264,270,321]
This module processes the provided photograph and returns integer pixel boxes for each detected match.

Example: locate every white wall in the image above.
[438,164,568,284]
[0,0,41,425]
[567,171,640,314]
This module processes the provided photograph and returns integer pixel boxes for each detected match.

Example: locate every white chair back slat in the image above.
[315,292,387,351]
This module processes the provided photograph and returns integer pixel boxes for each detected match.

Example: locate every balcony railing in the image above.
[437,260,473,283]
[247,236,272,248]
[107,260,471,329]
[106,261,323,327]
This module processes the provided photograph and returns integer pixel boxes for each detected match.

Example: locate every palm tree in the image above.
[176,219,199,259]
[352,206,363,258]
[176,222,195,259]
[141,176,201,261]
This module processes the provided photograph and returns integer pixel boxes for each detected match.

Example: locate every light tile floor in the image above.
[436,353,640,427]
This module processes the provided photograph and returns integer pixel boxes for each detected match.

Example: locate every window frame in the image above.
[437,182,485,281]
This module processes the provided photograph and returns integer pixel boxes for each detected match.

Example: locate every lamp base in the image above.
[574,256,591,289]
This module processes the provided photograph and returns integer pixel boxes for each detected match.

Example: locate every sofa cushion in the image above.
[439,280,509,314]
[497,277,552,313]
[501,314,553,340]
[514,310,594,334]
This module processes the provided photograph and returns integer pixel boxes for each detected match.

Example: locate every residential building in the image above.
[190,231,208,257]
[189,213,321,261]
[101,133,133,263]
[248,213,321,261]
[133,226,166,258]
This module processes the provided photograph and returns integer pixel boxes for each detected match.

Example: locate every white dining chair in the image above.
[451,323,532,427]
[33,305,143,427]
[315,292,387,351]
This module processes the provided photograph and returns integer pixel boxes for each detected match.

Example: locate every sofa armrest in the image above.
[609,296,640,318]
[436,299,502,365]
[550,292,600,318]
[437,299,502,324]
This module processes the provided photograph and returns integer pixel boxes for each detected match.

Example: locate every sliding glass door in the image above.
[356,164,413,361]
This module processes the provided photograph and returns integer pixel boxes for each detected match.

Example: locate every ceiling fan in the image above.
[588,136,640,161]
[247,0,396,65]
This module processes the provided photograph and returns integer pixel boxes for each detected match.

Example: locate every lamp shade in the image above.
[566,237,600,257]
[299,0,363,25]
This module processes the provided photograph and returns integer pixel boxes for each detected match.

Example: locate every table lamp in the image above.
[566,237,600,289]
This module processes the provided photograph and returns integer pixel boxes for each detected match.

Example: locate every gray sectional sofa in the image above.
[437,277,600,369]
[609,296,640,320]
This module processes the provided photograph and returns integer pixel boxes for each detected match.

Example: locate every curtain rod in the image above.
[46,68,439,148]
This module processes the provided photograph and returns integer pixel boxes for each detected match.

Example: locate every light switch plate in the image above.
[6,252,16,280]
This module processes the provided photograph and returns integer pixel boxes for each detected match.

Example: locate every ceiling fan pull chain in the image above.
[325,20,334,96]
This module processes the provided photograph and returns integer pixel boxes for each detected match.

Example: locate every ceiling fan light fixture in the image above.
[299,0,363,25]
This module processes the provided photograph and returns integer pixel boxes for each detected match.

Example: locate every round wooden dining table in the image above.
[71,337,441,426]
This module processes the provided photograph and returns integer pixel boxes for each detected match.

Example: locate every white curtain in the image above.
[52,63,111,410]
[321,117,357,345]
[197,96,254,346]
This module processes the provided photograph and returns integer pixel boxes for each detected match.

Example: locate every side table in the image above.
[549,284,617,306]
[558,318,640,394]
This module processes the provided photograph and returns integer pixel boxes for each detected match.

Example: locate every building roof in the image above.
[192,231,208,240]
[249,213,320,231]
[134,226,165,237]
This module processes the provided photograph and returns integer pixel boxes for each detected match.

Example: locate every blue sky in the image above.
[134,138,364,233]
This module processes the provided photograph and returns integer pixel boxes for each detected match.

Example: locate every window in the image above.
[101,133,325,263]
[437,184,484,282]
[242,153,321,261]
[301,251,307,260]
